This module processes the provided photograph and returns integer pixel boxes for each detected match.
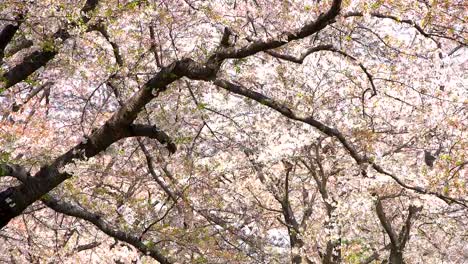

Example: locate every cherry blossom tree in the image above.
[0,0,466,263]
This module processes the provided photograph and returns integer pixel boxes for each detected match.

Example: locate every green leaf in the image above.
[234,64,241,74]
[0,165,6,177]
[197,103,208,110]
[440,154,451,161]
[371,1,382,9]
[443,186,449,195]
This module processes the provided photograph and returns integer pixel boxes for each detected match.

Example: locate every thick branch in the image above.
[1,1,100,89]
[80,0,100,23]
[130,124,176,154]
[0,163,30,183]
[0,14,23,62]
[212,78,466,207]
[213,79,365,164]
[375,198,422,264]
[216,0,342,59]
[0,52,220,229]
[1,50,57,89]
[0,14,225,226]
[0,59,186,228]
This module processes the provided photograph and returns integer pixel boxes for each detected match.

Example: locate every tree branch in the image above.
[42,195,172,263]
[130,124,176,154]
[398,205,422,249]
[0,52,221,229]
[216,0,342,59]
[375,198,399,248]
[0,13,24,62]
[265,44,377,97]
[88,22,124,66]
[212,78,467,208]
[344,11,467,46]
[1,1,100,89]
[0,163,30,183]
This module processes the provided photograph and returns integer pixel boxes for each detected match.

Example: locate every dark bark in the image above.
[88,23,124,66]
[130,124,176,154]
[0,28,17,62]
[2,50,57,88]
[75,242,101,252]
[81,0,100,23]
[0,57,215,229]
[0,14,23,62]
[1,1,100,89]
[0,0,343,238]
[0,25,19,57]
[388,249,404,264]
[216,0,342,59]
[375,198,422,264]
[213,78,467,207]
